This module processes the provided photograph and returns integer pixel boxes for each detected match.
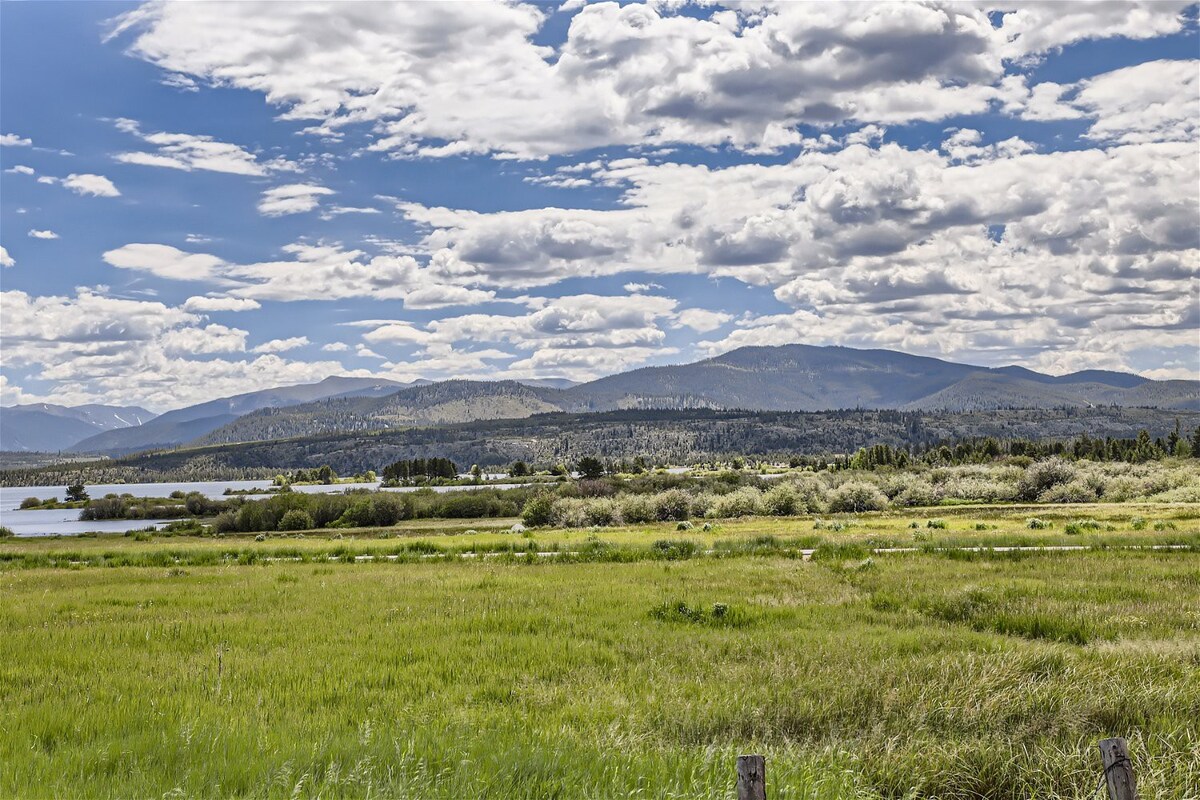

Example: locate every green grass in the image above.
[1,505,1199,798]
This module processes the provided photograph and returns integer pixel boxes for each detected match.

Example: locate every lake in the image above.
[0,478,536,537]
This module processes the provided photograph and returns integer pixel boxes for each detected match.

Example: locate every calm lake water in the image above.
[0,478,533,537]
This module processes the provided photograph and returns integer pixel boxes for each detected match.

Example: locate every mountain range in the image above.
[0,403,155,453]
[2,345,1195,455]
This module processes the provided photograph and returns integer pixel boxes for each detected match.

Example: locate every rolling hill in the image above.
[41,345,1199,455]
[70,376,415,454]
[185,345,1197,449]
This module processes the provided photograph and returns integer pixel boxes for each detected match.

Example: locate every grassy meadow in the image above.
[2,504,1199,798]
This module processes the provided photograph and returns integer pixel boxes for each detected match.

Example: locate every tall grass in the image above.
[1,541,1198,798]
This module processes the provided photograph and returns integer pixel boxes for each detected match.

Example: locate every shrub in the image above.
[1026,518,1051,529]
[649,600,743,626]
[788,475,830,513]
[550,497,590,528]
[576,479,615,498]
[1039,479,1098,504]
[926,519,947,529]
[1064,519,1100,535]
[708,487,763,518]
[651,540,699,560]
[619,493,657,524]
[653,489,691,521]
[938,477,1017,504]
[436,492,504,519]
[585,497,622,527]
[521,494,555,527]
[278,509,314,531]
[19,496,40,509]
[762,483,802,516]
[689,492,716,518]
[828,482,889,513]
[1017,458,1077,501]
[894,481,936,507]
[1101,477,1143,502]
[212,512,239,534]
[0,526,13,537]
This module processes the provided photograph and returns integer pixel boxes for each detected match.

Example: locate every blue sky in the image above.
[1,1,1197,411]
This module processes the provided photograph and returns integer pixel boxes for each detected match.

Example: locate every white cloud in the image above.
[1074,60,1199,145]
[374,137,1199,376]
[104,243,226,281]
[161,323,247,354]
[0,246,14,267]
[995,2,1192,61]
[257,183,335,216]
[320,205,381,220]
[181,295,261,312]
[354,293,684,381]
[0,288,350,409]
[113,118,298,175]
[102,241,500,307]
[252,336,310,354]
[5,165,34,175]
[674,308,732,333]
[624,282,663,293]
[1006,59,1200,147]
[0,133,32,146]
[27,229,58,239]
[62,173,122,197]
[321,342,350,352]
[110,2,1191,159]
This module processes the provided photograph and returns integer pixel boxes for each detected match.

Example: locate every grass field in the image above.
[2,504,1199,798]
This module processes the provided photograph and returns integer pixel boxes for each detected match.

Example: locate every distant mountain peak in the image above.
[29,345,1197,456]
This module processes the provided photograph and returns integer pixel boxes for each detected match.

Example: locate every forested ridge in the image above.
[3,406,1195,486]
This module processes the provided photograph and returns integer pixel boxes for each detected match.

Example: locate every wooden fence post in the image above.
[736,754,766,800]
[1098,738,1138,800]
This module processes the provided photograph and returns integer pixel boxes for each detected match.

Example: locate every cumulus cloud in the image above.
[1073,60,1199,144]
[5,164,34,175]
[0,246,14,267]
[45,173,122,197]
[0,288,349,409]
[257,183,335,216]
[109,2,1192,158]
[381,136,1199,375]
[161,323,248,354]
[674,308,733,333]
[352,293,684,381]
[113,117,298,175]
[252,336,309,353]
[27,229,59,239]
[102,241,500,307]
[0,133,32,146]
[103,243,226,281]
[181,295,262,312]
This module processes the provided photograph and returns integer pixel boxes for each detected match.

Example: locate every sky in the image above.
[1,1,1198,413]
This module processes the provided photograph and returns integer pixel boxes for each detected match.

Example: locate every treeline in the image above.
[381,457,458,485]
[846,428,1199,470]
[3,407,1197,487]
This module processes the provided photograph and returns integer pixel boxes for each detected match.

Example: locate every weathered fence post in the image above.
[1098,738,1138,800]
[736,754,766,800]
